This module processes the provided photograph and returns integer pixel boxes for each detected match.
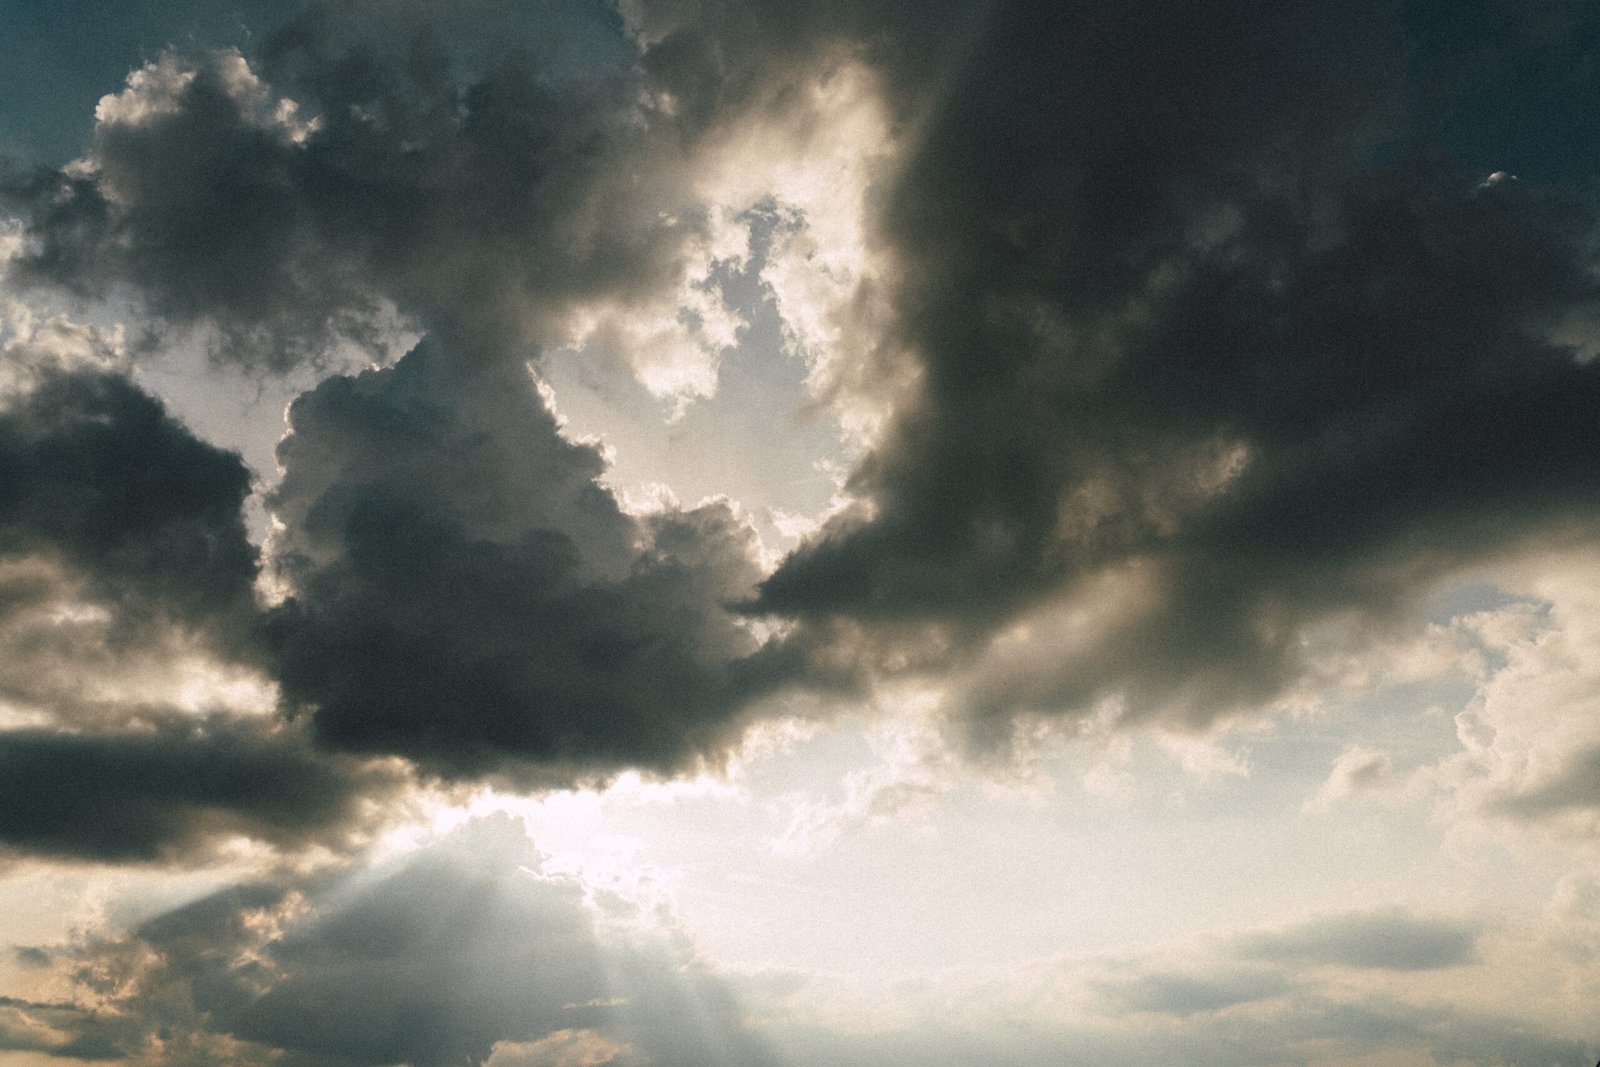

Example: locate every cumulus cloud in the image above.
[1,3,708,375]
[260,341,788,781]
[1431,555,1600,839]
[2,3,1600,1065]
[0,360,258,648]
[0,714,402,864]
[0,333,408,864]
[0,0,933,392]
[755,0,1600,742]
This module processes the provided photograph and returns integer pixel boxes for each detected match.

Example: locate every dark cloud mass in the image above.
[0,715,398,863]
[262,341,777,780]
[0,356,399,863]
[1,0,1600,847]
[3,3,1600,1066]
[0,0,836,373]
[0,363,257,642]
[758,0,1600,732]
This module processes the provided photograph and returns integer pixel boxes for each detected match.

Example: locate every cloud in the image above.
[1093,967,1292,1017]
[0,0,842,383]
[260,341,787,781]
[1304,745,1396,813]
[0,714,402,864]
[1431,555,1600,840]
[1235,910,1480,971]
[759,989,1591,1067]
[0,6,694,374]
[0,340,410,865]
[1491,744,1600,818]
[754,0,1600,741]
[28,815,780,1067]
[0,360,258,648]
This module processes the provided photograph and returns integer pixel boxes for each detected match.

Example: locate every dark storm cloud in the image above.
[7,0,1600,770]
[0,357,404,864]
[1235,911,1480,971]
[0,0,986,372]
[0,715,401,864]
[0,362,257,642]
[261,341,785,780]
[30,816,780,1067]
[757,0,1600,731]
[0,0,710,371]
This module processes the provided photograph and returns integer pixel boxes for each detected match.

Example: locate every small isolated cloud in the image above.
[1093,967,1292,1017]
[1305,745,1396,813]
[1235,910,1480,971]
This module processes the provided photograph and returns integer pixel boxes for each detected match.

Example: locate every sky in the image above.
[0,1,1599,1065]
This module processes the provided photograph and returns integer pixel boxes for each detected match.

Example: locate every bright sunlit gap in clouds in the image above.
[2,0,1600,1064]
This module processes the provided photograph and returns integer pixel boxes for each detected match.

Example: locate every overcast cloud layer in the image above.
[2,0,1600,1064]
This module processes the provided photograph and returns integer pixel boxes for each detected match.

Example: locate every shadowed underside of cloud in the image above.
[1489,743,1600,819]
[1094,967,1293,1017]
[261,340,790,781]
[1234,910,1481,971]
[0,716,401,863]
[0,362,258,645]
[756,0,1600,733]
[0,357,399,864]
[3,0,1600,780]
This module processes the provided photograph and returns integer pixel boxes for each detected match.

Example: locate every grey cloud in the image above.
[261,341,787,781]
[1235,910,1480,971]
[0,359,407,864]
[35,815,780,1067]
[0,993,124,1061]
[0,0,984,375]
[756,0,1600,736]
[6,0,1600,801]
[0,0,708,372]
[0,363,258,645]
[0,714,403,864]
[1094,967,1292,1016]
[13,946,52,968]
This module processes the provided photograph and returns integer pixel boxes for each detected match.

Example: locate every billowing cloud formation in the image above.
[0,361,257,646]
[1,0,697,371]
[0,336,403,863]
[262,341,777,780]
[758,0,1600,735]
[2,4,1600,1066]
